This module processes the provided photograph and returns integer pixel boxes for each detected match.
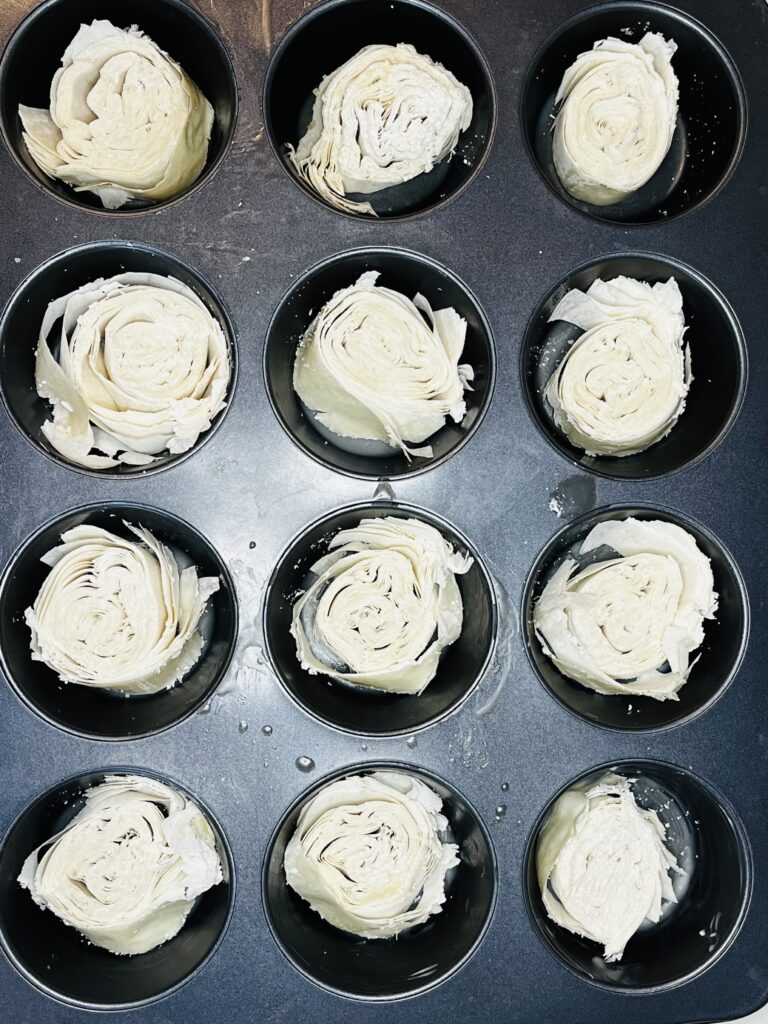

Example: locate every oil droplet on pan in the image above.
[548,474,597,521]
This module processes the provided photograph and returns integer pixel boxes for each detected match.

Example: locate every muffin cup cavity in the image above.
[263,501,497,736]
[520,1,747,224]
[0,0,237,214]
[523,503,749,732]
[0,502,238,740]
[263,761,497,1000]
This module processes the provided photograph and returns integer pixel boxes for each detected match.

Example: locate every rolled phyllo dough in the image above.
[545,275,690,456]
[287,43,473,215]
[553,33,678,205]
[294,271,472,457]
[291,516,472,694]
[25,523,219,694]
[533,518,717,700]
[18,774,222,955]
[536,772,680,961]
[35,273,231,470]
[19,20,213,209]
[284,771,459,938]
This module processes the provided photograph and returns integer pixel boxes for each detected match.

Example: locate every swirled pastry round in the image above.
[284,771,458,938]
[536,772,680,961]
[288,44,473,215]
[533,518,717,700]
[545,276,690,456]
[18,775,222,955]
[294,271,472,458]
[19,20,213,209]
[25,523,219,694]
[35,272,231,470]
[291,516,472,694]
[553,33,679,205]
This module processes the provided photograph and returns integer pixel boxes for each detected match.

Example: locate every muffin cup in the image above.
[522,503,749,731]
[263,0,496,220]
[0,767,235,1009]
[520,1,747,224]
[0,502,238,741]
[264,247,496,479]
[263,761,497,1000]
[263,500,497,736]
[524,759,752,991]
[0,240,238,478]
[520,251,747,480]
[0,0,238,214]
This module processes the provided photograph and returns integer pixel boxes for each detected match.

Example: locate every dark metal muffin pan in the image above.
[263,499,496,736]
[523,759,752,992]
[0,0,766,1022]
[520,251,747,480]
[0,502,238,740]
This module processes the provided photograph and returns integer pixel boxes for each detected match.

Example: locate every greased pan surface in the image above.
[0,0,766,1022]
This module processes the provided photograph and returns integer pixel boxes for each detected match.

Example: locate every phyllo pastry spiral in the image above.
[291,516,471,694]
[533,518,717,700]
[284,771,459,938]
[19,20,213,209]
[18,775,222,955]
[537,772,680,961]
[35,272,231,470]
[288,43,472,215]
[545,275,689,456]
[25,523,219,694]
[294,271,472,458]
[552,33,678,205]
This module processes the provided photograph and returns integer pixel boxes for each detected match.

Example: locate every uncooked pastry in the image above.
[20,20,213,209]
[287,44,473,215]
[533,517,717,699]
[26,523,219,694]
[35,273,230,470]
[291,516,472,694]
[19,774,222,955]
[284,771,459,938]
[553,33,678,205]
[536,771,680,961]
[294,271,472,458]
[544,275,689,456]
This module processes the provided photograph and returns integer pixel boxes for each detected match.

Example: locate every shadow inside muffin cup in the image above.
[0,0,237,214]
[263,0,496,220]
[520,251,747,480]
[0,240,238,478]
[0,502,238,741]
[263,761,497,1000]
[263,501,497,736]
[0,767,235,1010]
[520,1,747,225]
[264,247,496,479]
[522,503,749,732]
[523,759,752,992]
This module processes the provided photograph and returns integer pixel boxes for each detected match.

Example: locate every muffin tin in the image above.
[0,0,766,1022]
